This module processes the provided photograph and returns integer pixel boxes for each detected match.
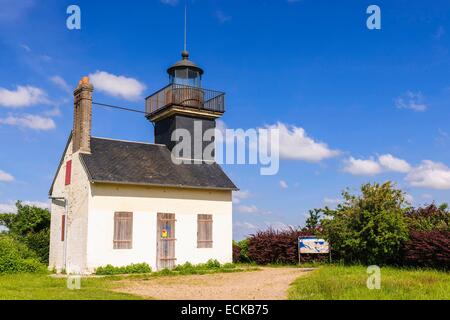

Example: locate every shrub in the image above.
[171,260,236,274]
[23,229,50,263]
[222,263,236,269]
[402,230,450,270]
[235,239,251,263]
[247,228,315,265]
[0,235,46,274]
[320,182,410,265]
[405,204,449,232]
[0,201,51,263]
[232,242,241,263]
[205,259,221,269]
[95,263,152,275]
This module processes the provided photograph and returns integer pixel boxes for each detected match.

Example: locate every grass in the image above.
[0,273,141,300]
[116,263,259,280]
[288,264,450,300]
[0,263,258,300]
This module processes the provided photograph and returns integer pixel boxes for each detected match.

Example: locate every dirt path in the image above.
[115,267,312,300]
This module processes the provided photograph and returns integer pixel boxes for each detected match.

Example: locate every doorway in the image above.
[156,213,176,270]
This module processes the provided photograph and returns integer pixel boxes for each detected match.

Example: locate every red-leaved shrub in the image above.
[232,243,241,263]
[402,230,450,269]
[247,228,325,264]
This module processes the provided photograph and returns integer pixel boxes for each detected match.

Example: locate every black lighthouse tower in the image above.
[145,50,225,162]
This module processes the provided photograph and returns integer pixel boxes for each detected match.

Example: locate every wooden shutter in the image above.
[65,160,72,186]
[61,215,65,241]
[114,212,133,249]
[197,214,213,248]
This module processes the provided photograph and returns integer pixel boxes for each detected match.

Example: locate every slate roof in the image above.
[79,137,237,191]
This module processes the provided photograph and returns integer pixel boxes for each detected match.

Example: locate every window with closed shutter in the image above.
[113,212,133,249]
[65,160,72,186]
[197,214,213,248]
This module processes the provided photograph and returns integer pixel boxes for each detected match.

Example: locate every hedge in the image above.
[247,228,324,264]
[402,230,450,270]
[0,235,47,274]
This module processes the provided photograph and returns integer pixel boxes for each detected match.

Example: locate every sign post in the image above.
[298,237,330,264]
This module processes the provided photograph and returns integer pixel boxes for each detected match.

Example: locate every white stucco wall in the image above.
[48,138,72,272]
[87,184,233,272]
[50,137,234,274]
[49,137,91,274]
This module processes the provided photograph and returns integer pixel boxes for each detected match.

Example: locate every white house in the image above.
[48,51,237,274]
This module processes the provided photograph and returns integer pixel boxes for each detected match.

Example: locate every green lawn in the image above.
[289,265,450,300]
[0,265,257,300]
[1,265,449,300]
[0,274,141,300]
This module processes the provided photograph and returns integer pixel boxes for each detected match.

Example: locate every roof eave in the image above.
[90,179,239,192]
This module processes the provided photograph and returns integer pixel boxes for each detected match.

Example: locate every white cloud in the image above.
[0,203,16,213]
[237,205,259,214]
[0,85,48,108]
[404,193,414,204]
[20,44,31,52]
[43,107,62,117]
[263,221,293,231]
[324,197,341,206]
[236,204,271,216]
[0,114,55,130]
[233,190,250,204]
[265,122,339,162]
[378,154,411,173]
[50,75,71,94]
[395,91,428,112]
[160,0,178,5]
[436,129,449,147]
[420,193,433,201]
[343,154,411,176]
[406,160,450,190]
[23,200,50,209]
[234,221,258,230]
[0,200,50,213]
[0,170,14,182]
[433,26,445,39]
[89,71,146,101]
[343,157,382,176]
[215,10,231,23]
[279,180,288,189]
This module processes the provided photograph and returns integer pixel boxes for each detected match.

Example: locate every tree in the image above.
[405,203,449,232]
[320,182,410,265]
[304,208,322,231]
[0,201,51,263]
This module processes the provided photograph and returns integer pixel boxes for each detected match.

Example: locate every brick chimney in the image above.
[72,77,93,154]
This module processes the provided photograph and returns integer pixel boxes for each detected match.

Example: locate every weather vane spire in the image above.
[184,2,187,52]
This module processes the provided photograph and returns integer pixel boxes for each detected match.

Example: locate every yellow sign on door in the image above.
[161,229,168,238]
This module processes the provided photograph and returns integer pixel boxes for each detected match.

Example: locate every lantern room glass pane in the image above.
[170,68,201,87]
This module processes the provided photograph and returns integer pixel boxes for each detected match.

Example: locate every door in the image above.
[156,213,176,270]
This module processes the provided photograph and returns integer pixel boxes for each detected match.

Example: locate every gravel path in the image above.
[115,267,312,300]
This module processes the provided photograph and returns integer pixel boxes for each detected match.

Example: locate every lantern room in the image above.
[167,50,203,87]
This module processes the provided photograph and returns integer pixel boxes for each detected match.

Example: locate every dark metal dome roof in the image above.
[167,51,204,75]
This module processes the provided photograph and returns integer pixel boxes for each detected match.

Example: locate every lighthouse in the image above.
[145,50,225,162]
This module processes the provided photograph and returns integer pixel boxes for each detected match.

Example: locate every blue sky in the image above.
[0,0,449,239]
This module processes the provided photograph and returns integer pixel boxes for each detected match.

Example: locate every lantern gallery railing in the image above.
[145,84,225,115]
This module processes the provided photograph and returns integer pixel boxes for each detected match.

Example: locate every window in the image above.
[65,160,72,186]
[113,212,133,249]
[197,214,213,248]
[61,215,65,241]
